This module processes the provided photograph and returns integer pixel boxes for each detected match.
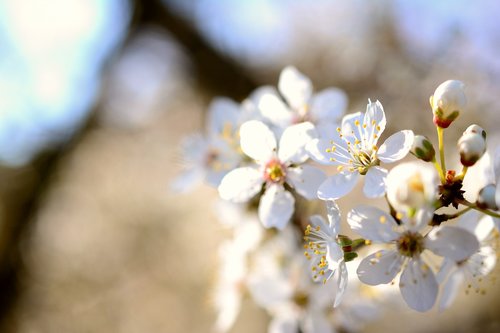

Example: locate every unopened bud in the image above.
[463,124,487,139]
[430,80,466,128]
[410,135,435,162]
[477,184,498,210]
[458,132,486,167]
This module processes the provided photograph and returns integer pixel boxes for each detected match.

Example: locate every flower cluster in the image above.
[173,69,500,332]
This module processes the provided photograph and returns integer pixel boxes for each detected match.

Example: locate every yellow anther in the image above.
[379,215,386,224]
[365,240,372,245]
[396,212,403,220]
[376,125,381,131]
[355,120,360,126]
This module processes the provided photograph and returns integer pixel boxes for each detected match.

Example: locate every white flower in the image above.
[213,208,264,332]
[303,201,348,307]
[308,100,414,200]
[430,80,466,128]
[386,162,439,215]
[347,205,479,311]
[218,120,326,229]
[250,66,347,137]
[437,211,497,311]
[171,98,246,192]
[247,232,336,333]
[214,239,249,332]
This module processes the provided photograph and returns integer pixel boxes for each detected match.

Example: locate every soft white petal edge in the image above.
[278,121,317,164]
[399,259,438,312]
[347,205,399,243]
[425,226,479,261]
[218,167,262,202]
[356,250,402,285]
[318,172,359,200]
[377,130,414,163]
[239,120,277,162]
[258,184,295,230]
[287,165,326,200]
[363,166,388,198]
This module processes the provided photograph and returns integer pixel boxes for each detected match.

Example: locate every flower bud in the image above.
[458,132,486,167]
[430,80,466,128]
[410,135,435,162]
[476,184,498,210]
[463,124,487,139]
[386,162,438,213]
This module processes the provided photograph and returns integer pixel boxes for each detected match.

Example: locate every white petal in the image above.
[334,261,349,307]
[469,246,497,276]
[306,137,349,166]
[363,166,388,198]
[439,270,464,311]
[286,165,326,200]
[170,168,205,193]
[341,112,364,143]
[363,100,386,145]
[309,88,348,123]
[240,120,277,162]
[326,200,341,235]
[436,258,455,284]
[269,315,298,333]
[207,97,241,136]
[301,313,332,333]
[404,206,434,232]
[317,171,359,200]
[314,122,339,140]
[377,130,414,163]
[278,66,312,110]
[258,185,294,230]
[278,121,317,164]
[457,212,495,242]
[347,205,399,242]
[327,242,343,264]
[248,274,292,309]
[309,215,335,238]
[257,91,293,128]
[206,169,230,188]
[399,259,438,312]
[357,250,402,285]
[425,226,479,261]
[218,167,262,202]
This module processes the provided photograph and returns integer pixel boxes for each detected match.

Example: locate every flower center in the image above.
[292,291,309,308]
[205,149,221,169]
[397,231,424,257]
[351,150,379,175]
[264,159,286,184]
[303,224,335,284]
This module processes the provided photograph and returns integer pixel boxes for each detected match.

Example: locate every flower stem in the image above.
[432,158,445,183]
[437,126,446,181]
[459,200,500,219]
[430,207,472,226]
[455,166,468,181]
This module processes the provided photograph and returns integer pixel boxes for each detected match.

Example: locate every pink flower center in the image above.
[264,159,287,184]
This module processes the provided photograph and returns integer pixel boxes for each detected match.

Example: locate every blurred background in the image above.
[0,0,500,332]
